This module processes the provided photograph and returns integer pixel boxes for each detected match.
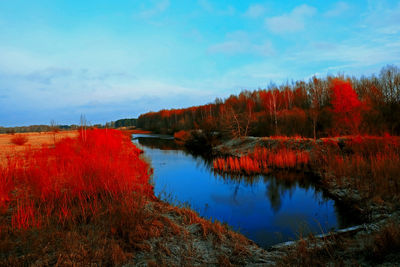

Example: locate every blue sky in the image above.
[1,0,399,126]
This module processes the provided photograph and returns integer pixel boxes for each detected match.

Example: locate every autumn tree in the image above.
[136,65,400,138]
[330,78,362,135]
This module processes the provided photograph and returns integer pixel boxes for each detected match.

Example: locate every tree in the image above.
[380,65,400,133]
[380,65,400,103]
[331,78,362,135]
[260,89,280,135]
[308,77,324,139]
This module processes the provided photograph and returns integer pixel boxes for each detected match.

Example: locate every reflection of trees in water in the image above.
[136,137,181,150]
[232,184,240,205]
[137,137,213,163]
[264,172,310,213]
[266,179,283,213]
[214,170,333,214]
[135,136,360,227]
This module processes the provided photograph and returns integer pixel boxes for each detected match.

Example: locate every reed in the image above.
[1,128,153,230]
[213,147,309,174]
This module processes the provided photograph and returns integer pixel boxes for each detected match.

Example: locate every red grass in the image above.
[173,130,190,141]
[213,156,265,174]
[0,129,153,230]
[316,135,400,198]
[10,134,28,145]
[213,147,310,174]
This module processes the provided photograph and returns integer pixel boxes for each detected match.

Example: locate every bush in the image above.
[366,222,400,262]
[10,134,28,145]
[1,129,153,230]
[173,130,190,141]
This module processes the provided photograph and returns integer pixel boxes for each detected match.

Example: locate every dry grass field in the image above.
[0,131,78,164]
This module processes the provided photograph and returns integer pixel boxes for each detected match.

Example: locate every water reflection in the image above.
[132,134,358,248]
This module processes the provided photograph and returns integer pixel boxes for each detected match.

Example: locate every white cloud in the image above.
[136,0,170,19]
[288,37,400,70]
[243,4,266,18]
[198,0,235,16]
[265,4,316,34]
[208,31,274,56]
[324,2,349,17]
[0,46,50,74]
[208,41,245,54]
[203,62,293,92]
[362,1,400,34]
[208,41,273,56]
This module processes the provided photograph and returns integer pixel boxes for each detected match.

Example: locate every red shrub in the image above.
[10,134,28,146]
[1,129,153,229]
[174,130,190,141]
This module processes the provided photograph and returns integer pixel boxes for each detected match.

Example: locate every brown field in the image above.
[0,131,78,163]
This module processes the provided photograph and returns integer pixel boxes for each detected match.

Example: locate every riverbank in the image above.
[211,135,400,265]
[1,195,276,266]
[213,136,400,218]
[0,130,274,266]
[2,131,399,265]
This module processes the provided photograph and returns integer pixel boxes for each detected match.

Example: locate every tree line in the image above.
[0,125,79,134]
[137,65,400,138]
[0,118,138,134]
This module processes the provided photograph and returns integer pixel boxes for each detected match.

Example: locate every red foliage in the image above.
[318,135,400,198]
[331,79,362,135]
[213,147,309,174]
[173,130,190,141]
[250,147,310,169]
[10,134,28,145]
[213,156,265,174]
[0,129,153,229]
[137,65,400,138]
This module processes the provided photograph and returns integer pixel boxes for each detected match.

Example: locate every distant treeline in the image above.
[137,65,400,138]
[103,118,137,128]
[1,118,138,134]
[0,125,80,134]
[113,118,137,128]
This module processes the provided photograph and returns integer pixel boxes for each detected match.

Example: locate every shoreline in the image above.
[209,135,400,265]
[2,131,399,265]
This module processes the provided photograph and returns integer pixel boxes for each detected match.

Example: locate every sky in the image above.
[1,0,400,127]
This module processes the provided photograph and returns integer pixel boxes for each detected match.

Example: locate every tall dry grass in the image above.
[213,147,310,174]
[315,135,400,199]
[0,129,165,265]
[1,128,153,230]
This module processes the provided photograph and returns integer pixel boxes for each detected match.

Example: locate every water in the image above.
[132,134,353,248]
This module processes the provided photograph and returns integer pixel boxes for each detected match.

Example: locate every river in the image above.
[132,134,355,248]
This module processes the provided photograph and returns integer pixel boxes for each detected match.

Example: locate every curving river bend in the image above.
[132,134,355,248]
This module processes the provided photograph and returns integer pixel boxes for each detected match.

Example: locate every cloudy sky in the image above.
[1,0,400,126]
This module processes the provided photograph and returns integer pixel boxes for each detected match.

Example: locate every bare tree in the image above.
[80,114,88,142]
[220,105,252,139]
[380,65,400,103]
[308,77,324,139]
[50,119,59,144]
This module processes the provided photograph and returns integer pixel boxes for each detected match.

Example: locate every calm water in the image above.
[132,134,353,248]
